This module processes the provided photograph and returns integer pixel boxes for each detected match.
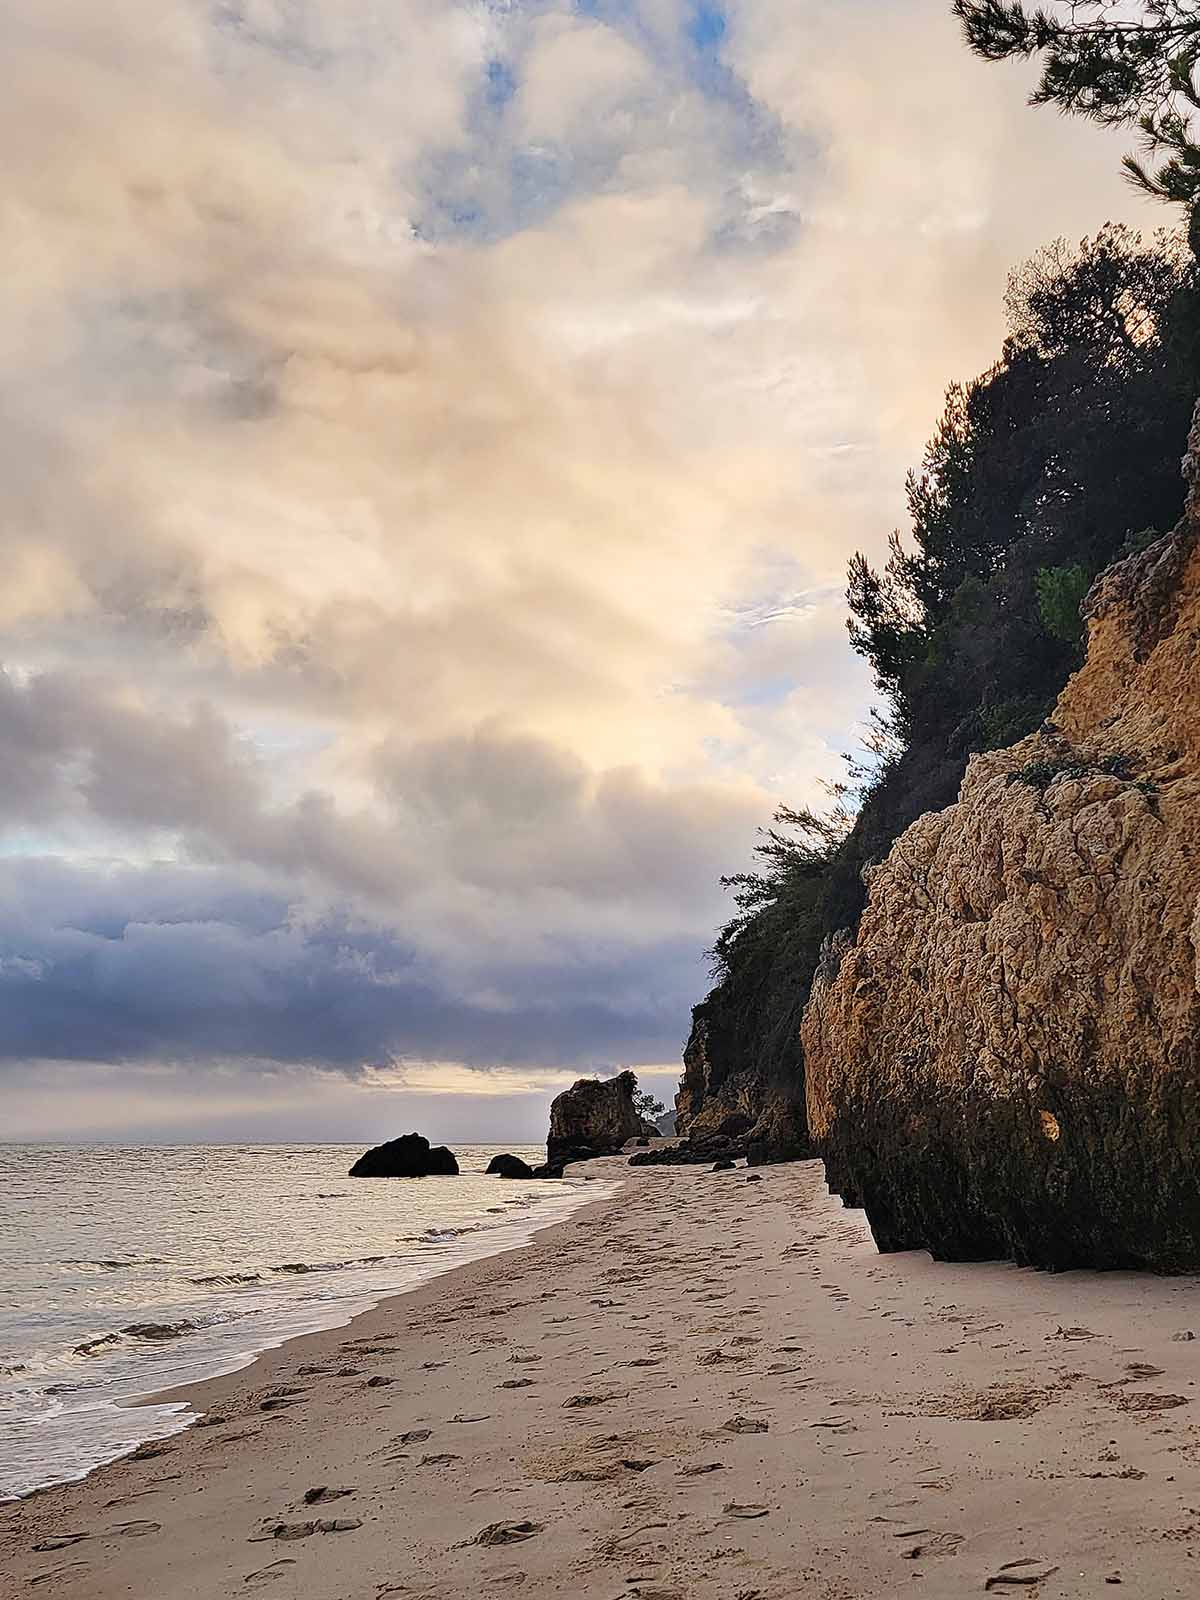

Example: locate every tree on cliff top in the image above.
[954,0,1200,239]
[632,1087,667,1120]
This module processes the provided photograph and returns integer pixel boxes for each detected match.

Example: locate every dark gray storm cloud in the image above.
[0,857,700,1072]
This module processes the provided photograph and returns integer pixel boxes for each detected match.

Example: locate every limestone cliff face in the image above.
[676,1009,809,1161]
[803,502,1200,1270]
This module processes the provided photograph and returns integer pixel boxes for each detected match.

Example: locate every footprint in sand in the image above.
[30,1563,89,1587]
[243,1557,298,1587]
[985,1559,1060,1589]
[722,1415,768,1434]
[463,1520,544,1547]
[127,1440,173,1461]
[890,1527,964,1559]
[260,1394,307,1412]
[250,1518,362,1541]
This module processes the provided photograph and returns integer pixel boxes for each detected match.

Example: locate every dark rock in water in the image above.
[486,1153,535,1180]
[349,1134,459,1178]
[547,1070,645,1166]
[711,1157,736,1172]
[531,1163,564,1180]
[634,1136,650,1147]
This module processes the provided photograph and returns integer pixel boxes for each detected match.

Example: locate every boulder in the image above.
[803,457,1200,1272]
[711,1157,735,1172]
[530,1163,564,1180]
[547,1070,645,1166]
[628,1134,745,1167]
[486,1153,535,1180]
[348,1134,459,1178]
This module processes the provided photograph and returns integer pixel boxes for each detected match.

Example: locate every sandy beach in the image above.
[5,1157,1200,1599]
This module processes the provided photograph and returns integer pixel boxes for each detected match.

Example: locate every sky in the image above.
[2,0,1142,1143]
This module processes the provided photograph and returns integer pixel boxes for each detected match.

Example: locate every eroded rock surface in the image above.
[803,512,1200,1271]
[675,1012,808,1163]
[547,1071,644,1166]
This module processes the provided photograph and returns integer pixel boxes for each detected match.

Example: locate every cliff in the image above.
[547,1070,647,1165]
[676,1004,809,1161]
[803,452,1200,1269]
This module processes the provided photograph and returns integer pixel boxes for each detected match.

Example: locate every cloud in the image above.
[0,0,1151,1134]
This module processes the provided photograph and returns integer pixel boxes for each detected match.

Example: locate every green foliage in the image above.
[829,223,1196,926]
[691,221,1199,1110]
[632,1086,666,1121]
[978,694,1051,748]
[953,2,1200,230]
[693,802,849,1102]
[1036,563,1091,644]
[1006,756,1091,791]
[1007,751,1143,791]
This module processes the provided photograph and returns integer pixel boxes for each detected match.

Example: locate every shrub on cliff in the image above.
[686,223,1200,1133]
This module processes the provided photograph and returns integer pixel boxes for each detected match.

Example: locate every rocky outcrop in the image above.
[803,496,1200,1270]
[484,1153,563,1180]
[348,1134,459,1178]
[675,1010,809,1163]
[486,1153,535,1179]
[628,1138,732,1167]
[547,1071,644,1166]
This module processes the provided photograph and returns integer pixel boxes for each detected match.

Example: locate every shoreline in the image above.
[127,1165,627,1424]
[6,1157,1200,1598]
[4,1165,624,1504]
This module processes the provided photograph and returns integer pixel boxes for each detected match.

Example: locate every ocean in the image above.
[0,1142,619,1501]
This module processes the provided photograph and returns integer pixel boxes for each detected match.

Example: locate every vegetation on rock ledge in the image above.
[683,222,1200,1151]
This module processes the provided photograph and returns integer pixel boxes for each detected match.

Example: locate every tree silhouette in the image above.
[954,2,1200,242]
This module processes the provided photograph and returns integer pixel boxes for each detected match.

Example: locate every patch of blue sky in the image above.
[412,142,579,246]
[412,0,802,253]
[484,56,517,110]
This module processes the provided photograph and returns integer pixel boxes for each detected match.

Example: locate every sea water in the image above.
[0,1143,619,1499]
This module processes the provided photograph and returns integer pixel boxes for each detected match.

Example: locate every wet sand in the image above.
[5,1157,1200,1598]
